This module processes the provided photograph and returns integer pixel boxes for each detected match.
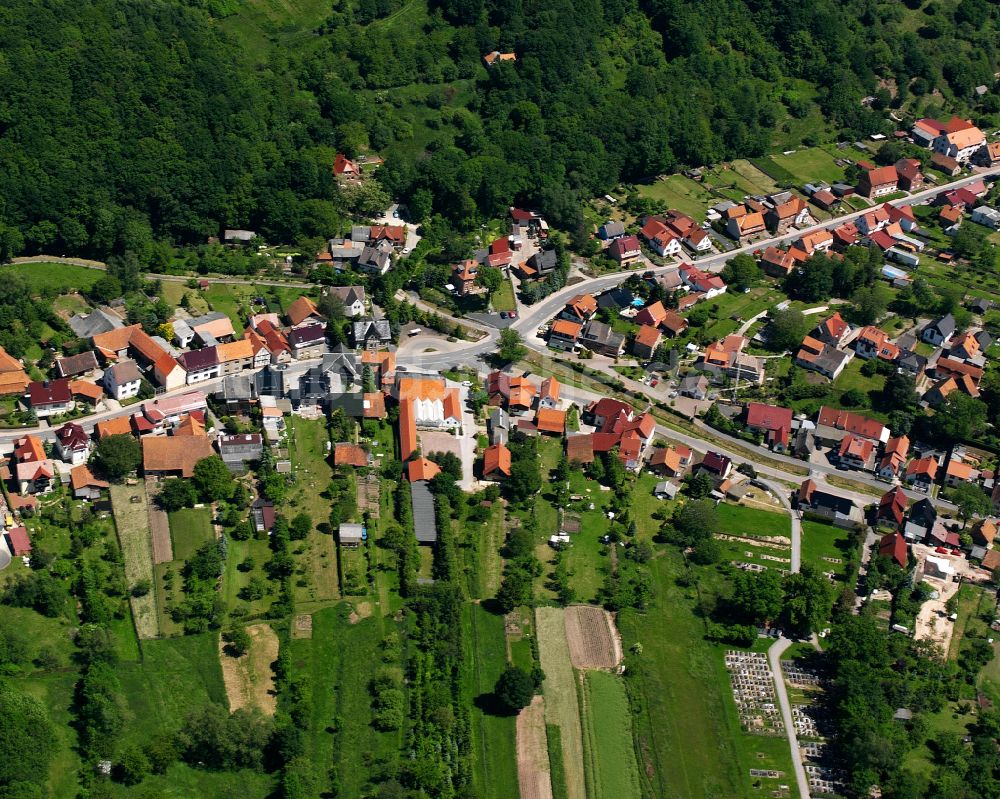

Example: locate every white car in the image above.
[461,380,472,387]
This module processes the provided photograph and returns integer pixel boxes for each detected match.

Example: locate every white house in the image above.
[103,359,143,401]
[933,124,986,163]
[54,423,91,466]
[971,206,1000,231]
[324,285,367,317]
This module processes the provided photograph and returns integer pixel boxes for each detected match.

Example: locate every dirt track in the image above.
[517,695,554,799]
[219,623,278,715]
[564,605,623,670]
[145,477,173,564]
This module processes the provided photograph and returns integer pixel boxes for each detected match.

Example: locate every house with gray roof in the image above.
[410,480,438,544]
[223,229,256,244]
[597,221,626,240]
[323,285,366,317]
[217,433,263,472]
[679,374,709,399]
[578,320,625,357]
[357,244,392,275]
[489,407,510,445]
[68,308,124,338]
[217,373,255,410]
[353,318,392,349]
[922,313,956,346]
[255,365,286,398]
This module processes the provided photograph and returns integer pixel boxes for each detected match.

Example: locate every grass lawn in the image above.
[119,634,228,739]
[284,417,339,609]
[2,262,103,295]
[580,670,642,799]
[716,502,791,539]
[110,482,159,639]
[110,764,274,799]
[221,534,277,617]
[220,0,331,63]
[169,507,215,561]
[562,469,613,603]
[618,554,748,799]
[800,519,855,580]
[768,147,847,185]
[292,604,403,798]
[461,603,520,799]
[702,161,781,201]
[19,672,81,798]
[637,175,715,221]
[901,702,976,779]
[111,634,277,798]
[469,500,505,600]
[699,287,775,342]
[203,282,315,329]
[491,278,517,312]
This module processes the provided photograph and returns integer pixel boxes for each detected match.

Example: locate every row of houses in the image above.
[546,265,726,355]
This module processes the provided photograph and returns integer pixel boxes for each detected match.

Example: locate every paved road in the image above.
[768,637,812,799]
[761,479,801,573]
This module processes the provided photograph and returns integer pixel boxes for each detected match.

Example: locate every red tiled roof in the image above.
[407,457,441,483]
[745,402,792,433]
[5,526,31,556]
[535,408,566,435]
[816,406,886,441]
[566,434,594,464]
[29,379,72,406]
[287,296,320,326]
[879,532,907,568]
[334,443,368,467]
[483,443,512,477]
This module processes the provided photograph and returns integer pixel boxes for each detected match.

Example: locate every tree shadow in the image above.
[474,691,516,717]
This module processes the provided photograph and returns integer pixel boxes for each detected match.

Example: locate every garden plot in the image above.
[564,605,622,670]
[517,695,554,799]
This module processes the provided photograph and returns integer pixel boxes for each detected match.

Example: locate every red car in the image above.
[951,549,962,556]
[935,546,948,554]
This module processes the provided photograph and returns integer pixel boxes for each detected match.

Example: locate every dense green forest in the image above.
[0,0,998,256]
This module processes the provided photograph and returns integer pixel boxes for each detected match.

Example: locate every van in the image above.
[408,328,421,337]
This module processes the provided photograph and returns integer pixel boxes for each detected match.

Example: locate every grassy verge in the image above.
[546,723,569,799]
[1,262,102,294]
